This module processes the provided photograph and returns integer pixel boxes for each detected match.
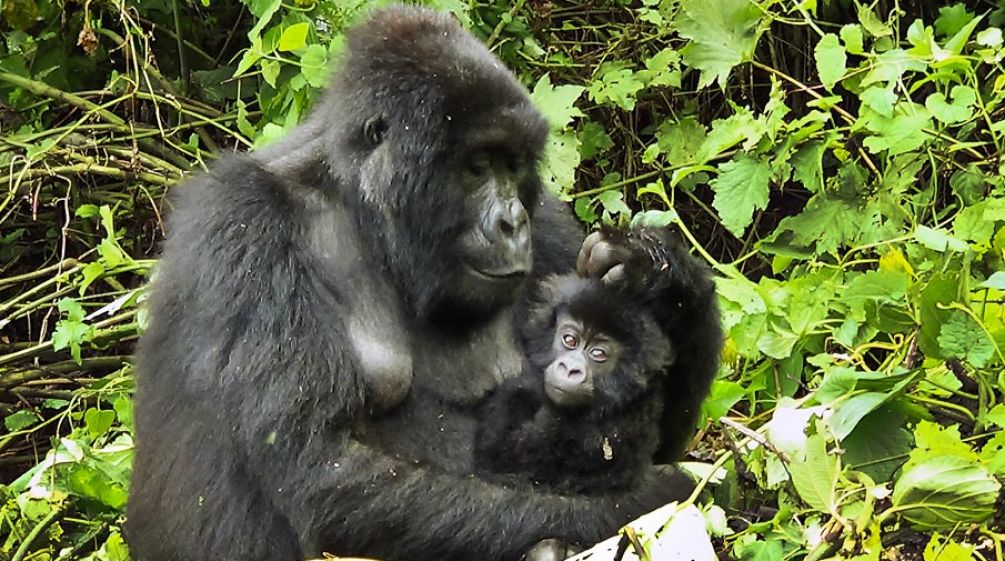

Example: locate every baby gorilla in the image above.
[475,274,674,494]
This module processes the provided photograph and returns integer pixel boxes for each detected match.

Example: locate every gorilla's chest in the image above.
[362,318,524,473]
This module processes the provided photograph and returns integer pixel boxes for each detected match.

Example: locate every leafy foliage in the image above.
[2,0,1005,559]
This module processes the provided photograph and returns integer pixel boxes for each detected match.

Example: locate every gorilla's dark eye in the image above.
[363,117,386,146]
[588,347,608,363]
[467,152,491,176]
[561,332,579,349]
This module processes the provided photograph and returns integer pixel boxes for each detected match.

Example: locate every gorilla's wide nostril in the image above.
[499,218,516,236]
[566,369,585,382]
[492,199,528,241]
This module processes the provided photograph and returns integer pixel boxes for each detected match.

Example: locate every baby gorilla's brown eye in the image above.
[561,333,579,349]
[588,347,608,363]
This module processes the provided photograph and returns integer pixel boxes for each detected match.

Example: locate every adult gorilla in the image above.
[126,5,720,561]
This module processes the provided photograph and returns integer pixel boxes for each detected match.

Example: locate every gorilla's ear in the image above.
[363,116,387,147]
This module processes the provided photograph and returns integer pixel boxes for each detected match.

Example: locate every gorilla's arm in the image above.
[529,195,584,280]
[577,228,722,462]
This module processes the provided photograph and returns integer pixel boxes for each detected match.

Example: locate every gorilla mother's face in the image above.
[448,125,542,314]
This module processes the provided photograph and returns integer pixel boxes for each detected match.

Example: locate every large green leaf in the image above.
[710,155,772,237]
[789,434,840,512]
[892,456,1000,529]
[814,34,846,90]
[531,74,585,131]
[677,0,764,89]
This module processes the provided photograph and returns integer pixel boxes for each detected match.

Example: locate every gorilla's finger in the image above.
[576,231,605,276]
[601,263,627,286]
[583,241,631,279]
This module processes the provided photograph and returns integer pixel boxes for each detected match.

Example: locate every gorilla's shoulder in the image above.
[163,155,303,252]
[172,155,290,211]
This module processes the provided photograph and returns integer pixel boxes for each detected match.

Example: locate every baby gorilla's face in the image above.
[543,311,622,408]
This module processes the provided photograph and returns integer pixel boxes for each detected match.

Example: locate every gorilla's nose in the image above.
[485,198,530,251]
[558,360,586,383]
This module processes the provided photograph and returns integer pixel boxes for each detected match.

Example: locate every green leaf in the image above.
[857,3,891,37]
[696,108,762,162]
[278,22,310,52]
[246,0,281,42]
[923,534,975,561]
[299,44,328,88]
[715,275,766,314]
[814,34,846,90]
[925,86,976,124]
[770,195,867,255]
[235,43,264,77]
[934,4,974,38]
[531,74,585,130]
[937,312,995,367]
[677,0,764,89]
[260,59,280,88]
[586,62,645,110]
[944,14,983,55]
[980,432,1005,477]
[861,111,932,156]
[790,141,826,192]
[860,49,926,88]
[829,392,888,440]
[578,121,613,159]
[701,380,745,422]
[84,408,116,439]
[710,155,772,237]
[656,117,707,164]
[631,209,678,229]
[859,86,896,117]
[892,456,1000,529]
[915,225,969,253]
[75,203,100,218]
[918,273,958,359]
[597,190,631,222]
[845,269,910,305]
[574,198,599,224]
[640,48,682,88]
[980,272,1005,290]
[789,434,839,512]
[5,409,40,431]
[840,24,865,54]
[58,296,86,322]
[984,404,1005,428]
[540,131,581,196]
[977,27,1003,48]
[842,408,912,482]
[910,421,978,467]
[757,328,799,359]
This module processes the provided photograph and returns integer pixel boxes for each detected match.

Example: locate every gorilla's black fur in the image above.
[126,6,721,561]
[474,273,674,494]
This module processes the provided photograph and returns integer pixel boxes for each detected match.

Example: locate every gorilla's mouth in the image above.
[466,265,528,281]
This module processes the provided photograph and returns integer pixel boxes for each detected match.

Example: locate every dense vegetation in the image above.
[2,0,1004,559]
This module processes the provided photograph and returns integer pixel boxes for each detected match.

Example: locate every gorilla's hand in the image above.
[576,230,634,285]
[576,228,677,296]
